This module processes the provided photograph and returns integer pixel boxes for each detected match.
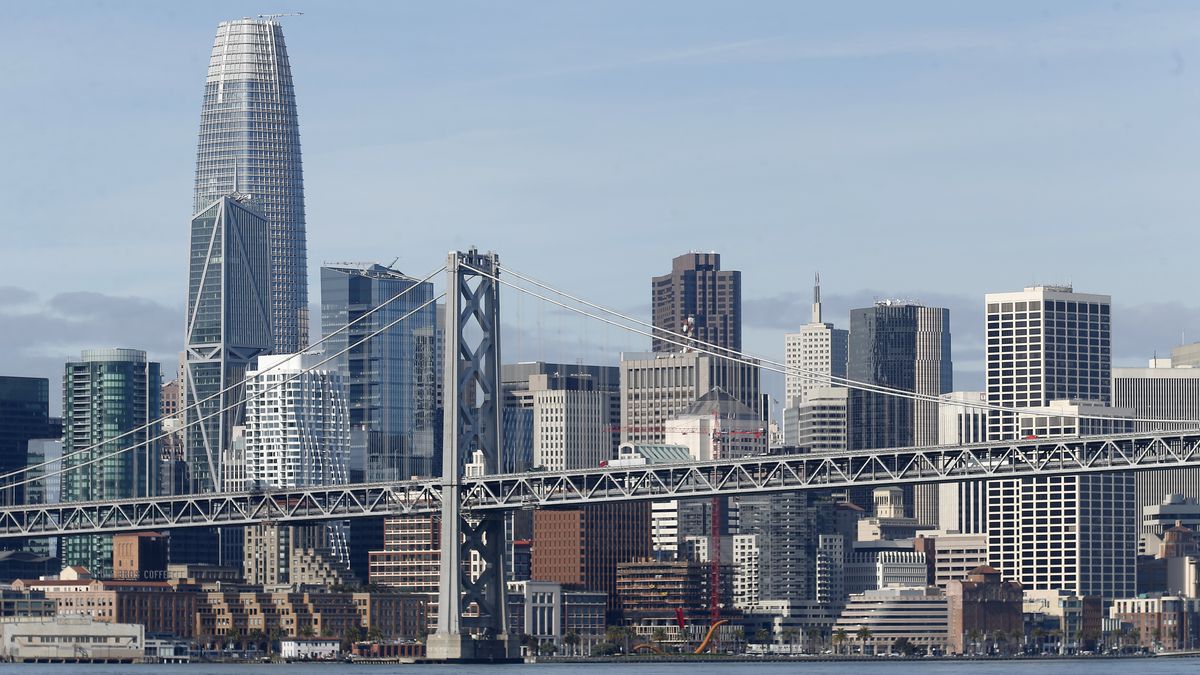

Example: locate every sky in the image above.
[4,1,1200,414]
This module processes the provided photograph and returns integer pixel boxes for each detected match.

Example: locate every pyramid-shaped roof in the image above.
[678,387,758,420]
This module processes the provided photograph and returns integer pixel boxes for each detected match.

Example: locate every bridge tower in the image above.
[426,249,517,662]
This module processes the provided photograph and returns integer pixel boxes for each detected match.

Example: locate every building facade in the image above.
[196,17,308,354]
[62,349,161,577]
[321,264,437,483]
[784,275,848,408]
[184,195,272,495]
[651,252,741,354]
[0,377,59,509]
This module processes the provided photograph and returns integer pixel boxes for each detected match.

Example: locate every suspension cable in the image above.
[486,263,1200,427]
[1,292,443,496]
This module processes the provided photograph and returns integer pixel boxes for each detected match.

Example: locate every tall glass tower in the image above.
[195,17,308,353]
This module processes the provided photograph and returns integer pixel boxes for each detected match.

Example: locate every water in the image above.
[9,661,1200,675]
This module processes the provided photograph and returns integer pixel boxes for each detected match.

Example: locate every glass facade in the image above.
[195,18,307,353]
[184,196,272,493]
[0,377,55,509]
[62,349,160,577]
[321,265,437,482]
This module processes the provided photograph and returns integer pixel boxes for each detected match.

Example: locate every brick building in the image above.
[946,565,1023,654]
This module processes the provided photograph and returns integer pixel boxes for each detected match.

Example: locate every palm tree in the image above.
[1030,627,1045,654]
[563,631,581,657]
[967,628,983,656]
[805,627,821,654]
[755,628,772,645]
[856,626,872,655]
[833,628,848,655]
[782,628,799,649]
[652,628,668,647]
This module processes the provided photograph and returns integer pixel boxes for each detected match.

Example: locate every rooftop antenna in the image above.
[812,272,822,324]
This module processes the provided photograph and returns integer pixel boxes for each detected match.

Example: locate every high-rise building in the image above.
[0,377,58,509]
[787,386,849,452]
[501,362,621,472]
[321,264,437,483]
[736,493,834,606]
[243,353,350,490]
[184,195,272,494]
[196,17,308,354]
[532,503,652,621]
[848,301,952,450]
[62,349,161,577]
[651,252,741,354]
[619,351,760,446]
[847,301,951,521]
[982,286,1134,598]
[241,353,353,585]
[985,286,1111,441]
[1114,358,1200,522]
[784,274,848,408]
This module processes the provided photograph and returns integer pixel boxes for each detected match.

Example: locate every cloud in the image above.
[0,286,35,307]
[0,287,182,413]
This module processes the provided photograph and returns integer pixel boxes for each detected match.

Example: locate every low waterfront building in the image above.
[833,586,949,654]
[281,637,341,660]
[1110,594,1200,651]
[946,565,1024,655]
[0,615,143,662]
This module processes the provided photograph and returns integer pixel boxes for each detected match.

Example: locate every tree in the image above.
[651,628,668,646]
[755,628,772,645]
[366,625,384,643]
[563,631,581,657]
[539,642,557,656]
[833,629,848,655]
[893,637,915,656]
[967,629,983,656]
[341,625,362,652]
[782,628,799,647]
[805,627,821,654]
[856,626,872,655]
[592,642,620,657]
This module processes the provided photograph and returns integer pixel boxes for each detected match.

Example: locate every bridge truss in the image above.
[2,430,1198,539]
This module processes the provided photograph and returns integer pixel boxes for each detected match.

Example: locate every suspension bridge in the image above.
[2,248,1198,661]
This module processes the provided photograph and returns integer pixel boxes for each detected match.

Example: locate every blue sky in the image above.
[4,1,1200,409]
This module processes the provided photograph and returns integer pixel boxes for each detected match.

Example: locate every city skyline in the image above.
[5,2,1200,410]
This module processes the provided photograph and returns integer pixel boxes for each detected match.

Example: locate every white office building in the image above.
[532,389,611,471]
[784,275,848,408]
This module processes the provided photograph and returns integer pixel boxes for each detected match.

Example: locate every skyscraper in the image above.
[651,252,741,354]
[195,17,308,354]
[62,349,161,577]
[984,285,1111,441]
[0,377,58,509]
[183,195,272,494]
[848,301,952,450]
[321,264,437,483]
[784,274,848,408]
[982,286,1134,598]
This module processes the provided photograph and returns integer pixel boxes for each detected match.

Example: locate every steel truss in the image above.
[3,431,1199,540]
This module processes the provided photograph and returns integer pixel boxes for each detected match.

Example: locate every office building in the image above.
[737,493,834,605]
[987,473,1135,598]
[1114,358,1200,528]
[848,300,952,449]
[985,285,1111,441]
[196,17,308,354]
[983,286,1135,598]
[615,558,734,625]
[62,349,161,577]
[1111,595,1200,651]
[916,531,989,589]
[184,194,272,494]
[321,264,437,483]
[664,388,767,461]
[368,513,441,631]
[833,586,949,654]
[620,351,760,446]
[0,377,59,509]
[784,274,848,408]
[322,264,436,582]
[651,252,741,354]
[934,392,988,532]
[532,503,651,620]
[787,386,849,452]
[503,362,620,470]
[610,443,694,557]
